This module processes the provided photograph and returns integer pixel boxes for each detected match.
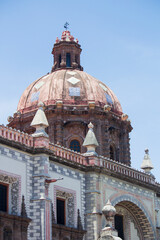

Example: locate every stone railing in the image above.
[0,211,31,240]
[49,143,155,185]
[52,223,86,240]
[49,143,88,166]
[0,125,34,147]
[0,125,156,186]
[98,156,155,185]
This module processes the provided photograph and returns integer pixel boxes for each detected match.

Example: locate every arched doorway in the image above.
[111,197,155,240]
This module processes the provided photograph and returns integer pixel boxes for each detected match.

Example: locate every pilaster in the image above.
[29,154,52,240]
[85,172,102,240]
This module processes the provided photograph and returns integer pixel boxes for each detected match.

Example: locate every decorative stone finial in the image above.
[99,199,122,240]
[21,195,27,218]
[121,113,128,121]
[88,122,94,129]
[145,149,149,154]
[31,102,49,138]
[102,199,116,224]
[104,104,111,112]
[83,122,99,156]
[141,149,154,174]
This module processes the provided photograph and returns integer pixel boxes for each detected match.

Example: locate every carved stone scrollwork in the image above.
[0,173,20,215]
[11,181,19,215]
[0,174,17,184]
[56,190,72,199]
[67,197,74,227]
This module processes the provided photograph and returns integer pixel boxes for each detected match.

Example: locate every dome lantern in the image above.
[51,30,83,72]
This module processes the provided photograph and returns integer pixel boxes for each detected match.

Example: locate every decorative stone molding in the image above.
[11,181,19,215]
[56,190,73,199]
[0,170,21,215]
[0,175,17,184]
[54,185,76,228]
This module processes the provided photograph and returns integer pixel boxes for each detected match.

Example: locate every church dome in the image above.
[17,69,122,114]
[17,30,122,115]
[8,28,131,165]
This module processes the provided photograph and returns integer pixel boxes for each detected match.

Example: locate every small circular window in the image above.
[70,140,80,152]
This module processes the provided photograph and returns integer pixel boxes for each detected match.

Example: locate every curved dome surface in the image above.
[18,69,122,114]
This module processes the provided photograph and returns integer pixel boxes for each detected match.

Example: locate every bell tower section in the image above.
[51,30,83,72]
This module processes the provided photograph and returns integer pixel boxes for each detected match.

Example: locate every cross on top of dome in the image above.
[64,22,69,30]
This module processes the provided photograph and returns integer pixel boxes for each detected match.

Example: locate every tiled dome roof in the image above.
[17,69,122,114]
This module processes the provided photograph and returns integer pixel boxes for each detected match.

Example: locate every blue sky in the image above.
[1,0,160,181]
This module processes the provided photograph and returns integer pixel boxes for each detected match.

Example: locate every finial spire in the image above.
[21,195,27,218]
[64,22,69,30]
[99,199,122,239]
[31,102,49,137]
[83,122,99,156]
[141,148,154,174]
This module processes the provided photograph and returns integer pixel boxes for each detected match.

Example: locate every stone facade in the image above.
[1,125,160,239]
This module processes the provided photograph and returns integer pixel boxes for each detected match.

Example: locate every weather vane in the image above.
[64,22,69,30]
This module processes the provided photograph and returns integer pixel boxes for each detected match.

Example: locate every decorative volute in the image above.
[141,149,154,174]
[83,122,99,156]
[51,30,83,72]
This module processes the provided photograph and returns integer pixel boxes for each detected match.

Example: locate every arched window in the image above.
[110,145,115,160]
[70,140,80,152]
[66,53,71,67]
[116,148,120,162]
[59,54,61,67]
[75,54,79,64]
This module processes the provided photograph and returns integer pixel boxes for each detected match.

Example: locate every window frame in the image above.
[0,182,9,213]
[66,53,71,67]
[56,197,66,225]
[69,139,81,153]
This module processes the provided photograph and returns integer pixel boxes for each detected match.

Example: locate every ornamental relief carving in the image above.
[67,196,74,227]
[0,174,17,184]
[11,181,19,215]
[56,190,72,199]
[0,173,20,215]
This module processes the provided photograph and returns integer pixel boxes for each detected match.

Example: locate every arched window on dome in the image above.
[66,53,71,67]
[110,145,115,160]
[59,54,61,67]
[75,54,79,64]
[70,140,80,152]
